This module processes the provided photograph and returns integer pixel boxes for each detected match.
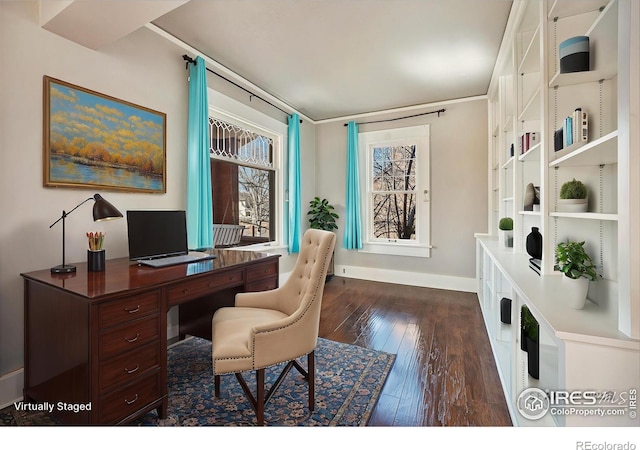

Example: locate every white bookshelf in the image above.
[481,0,639,426]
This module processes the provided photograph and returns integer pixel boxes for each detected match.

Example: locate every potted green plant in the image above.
[498,217,513,248]
[554,240,599,309]
[558,178,588,212]
[308,197,339,280]
[520,305,539,379]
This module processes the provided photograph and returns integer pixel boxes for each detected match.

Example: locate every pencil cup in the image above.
[88,249,105,272]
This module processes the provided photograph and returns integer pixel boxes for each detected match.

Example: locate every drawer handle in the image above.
[125,305,140,314]
[125,394,138,405]
[125,333,139,343]
[125,364,140,374]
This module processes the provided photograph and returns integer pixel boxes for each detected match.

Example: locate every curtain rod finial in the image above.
[182,54,196,70]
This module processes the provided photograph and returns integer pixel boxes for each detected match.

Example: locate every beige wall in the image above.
[315,99,488,281]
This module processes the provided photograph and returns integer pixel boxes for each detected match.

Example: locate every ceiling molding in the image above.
[314,95,488,125]
[145,23,314,124]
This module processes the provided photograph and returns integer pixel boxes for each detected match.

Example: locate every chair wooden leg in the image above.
[308,351,315,412]
[256,369,265,426]
[233,356,314,425]
[214,375,220,397]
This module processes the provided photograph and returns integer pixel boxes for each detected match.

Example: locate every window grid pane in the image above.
[372,193,417,240]
[209,117,273,169]
[371,144,418,241]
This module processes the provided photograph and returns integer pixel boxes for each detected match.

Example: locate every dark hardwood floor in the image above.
[318,276,512,426]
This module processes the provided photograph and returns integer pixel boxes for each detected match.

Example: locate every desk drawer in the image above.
[100,316,160,360]
[99,291,160,329]
[168,270,244,305]
[246,261,279,283]
[99,342,160,394]
[99,370,160,424]
[246,277,278,292]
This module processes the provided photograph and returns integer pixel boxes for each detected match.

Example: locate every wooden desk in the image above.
[21,249,279,425]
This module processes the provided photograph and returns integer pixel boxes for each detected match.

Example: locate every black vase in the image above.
[500,297,511,324]
[526,337,539,379]
[526,227,543,259]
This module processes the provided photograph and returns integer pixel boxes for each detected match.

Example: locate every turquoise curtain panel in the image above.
[186,56,214,249]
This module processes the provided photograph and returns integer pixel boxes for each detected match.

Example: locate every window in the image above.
[359,125,430,257]
[209,116,279,245]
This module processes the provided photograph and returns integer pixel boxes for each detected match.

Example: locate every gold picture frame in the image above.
[43,76,166,193]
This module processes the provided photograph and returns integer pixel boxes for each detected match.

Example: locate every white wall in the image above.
[315,98,489,288]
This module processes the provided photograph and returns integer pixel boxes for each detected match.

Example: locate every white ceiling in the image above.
[153,0,513,121]
[39,0,513,122]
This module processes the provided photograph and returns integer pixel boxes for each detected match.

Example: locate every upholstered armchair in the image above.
[211,229,337,425]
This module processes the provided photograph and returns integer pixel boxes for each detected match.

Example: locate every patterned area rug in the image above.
[1,337,394,427]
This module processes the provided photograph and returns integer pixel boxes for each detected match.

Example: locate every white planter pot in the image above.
[499,230,513,248]
[563,275,589,309]
[558,198,588,212]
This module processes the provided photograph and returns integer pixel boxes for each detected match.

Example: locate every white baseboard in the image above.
[167,324,179,341]
[0,368,23,410]
[334,265,476,292]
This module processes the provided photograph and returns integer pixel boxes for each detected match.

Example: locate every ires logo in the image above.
[517,388,638,421]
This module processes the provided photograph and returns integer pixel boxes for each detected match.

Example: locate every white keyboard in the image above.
[138,252,214,268]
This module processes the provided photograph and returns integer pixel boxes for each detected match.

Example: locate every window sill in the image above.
[359,242,431,258]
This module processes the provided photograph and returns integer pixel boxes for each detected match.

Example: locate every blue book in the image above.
[565,116,573,147]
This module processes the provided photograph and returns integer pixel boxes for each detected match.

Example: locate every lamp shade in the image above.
[92,194,123,221]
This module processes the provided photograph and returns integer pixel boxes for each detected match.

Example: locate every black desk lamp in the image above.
[49,193,123,274]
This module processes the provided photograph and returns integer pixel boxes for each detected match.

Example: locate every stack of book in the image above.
[554,107,588,151]
[529,258,542,276]
[518,132,539,155]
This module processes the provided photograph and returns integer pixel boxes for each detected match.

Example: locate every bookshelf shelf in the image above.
[549,130,618,167]
[501,156,514,170]
[550,212,618,221]
[547,0,607,20]
[518,142,541,162]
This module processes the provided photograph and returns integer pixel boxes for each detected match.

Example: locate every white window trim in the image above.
[207,89,287,249]
[358,125,431,258]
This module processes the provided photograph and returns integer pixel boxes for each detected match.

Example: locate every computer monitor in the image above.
[127,210,189,261]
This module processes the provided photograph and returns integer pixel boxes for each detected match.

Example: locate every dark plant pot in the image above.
[500,297,511,324]
[526,337,539,379]
[520,327,528,351]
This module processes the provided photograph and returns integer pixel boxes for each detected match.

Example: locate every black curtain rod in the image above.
[183,55,301,123]
[343,108,446,126]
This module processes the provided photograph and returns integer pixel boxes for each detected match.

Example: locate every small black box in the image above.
[500,297,511,324]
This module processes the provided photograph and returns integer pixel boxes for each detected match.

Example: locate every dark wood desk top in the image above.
[21,249,280,300]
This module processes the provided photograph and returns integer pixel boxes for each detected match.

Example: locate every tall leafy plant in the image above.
[308,197,339,231]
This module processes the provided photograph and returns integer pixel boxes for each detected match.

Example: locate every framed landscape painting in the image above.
[43,76,166,193]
